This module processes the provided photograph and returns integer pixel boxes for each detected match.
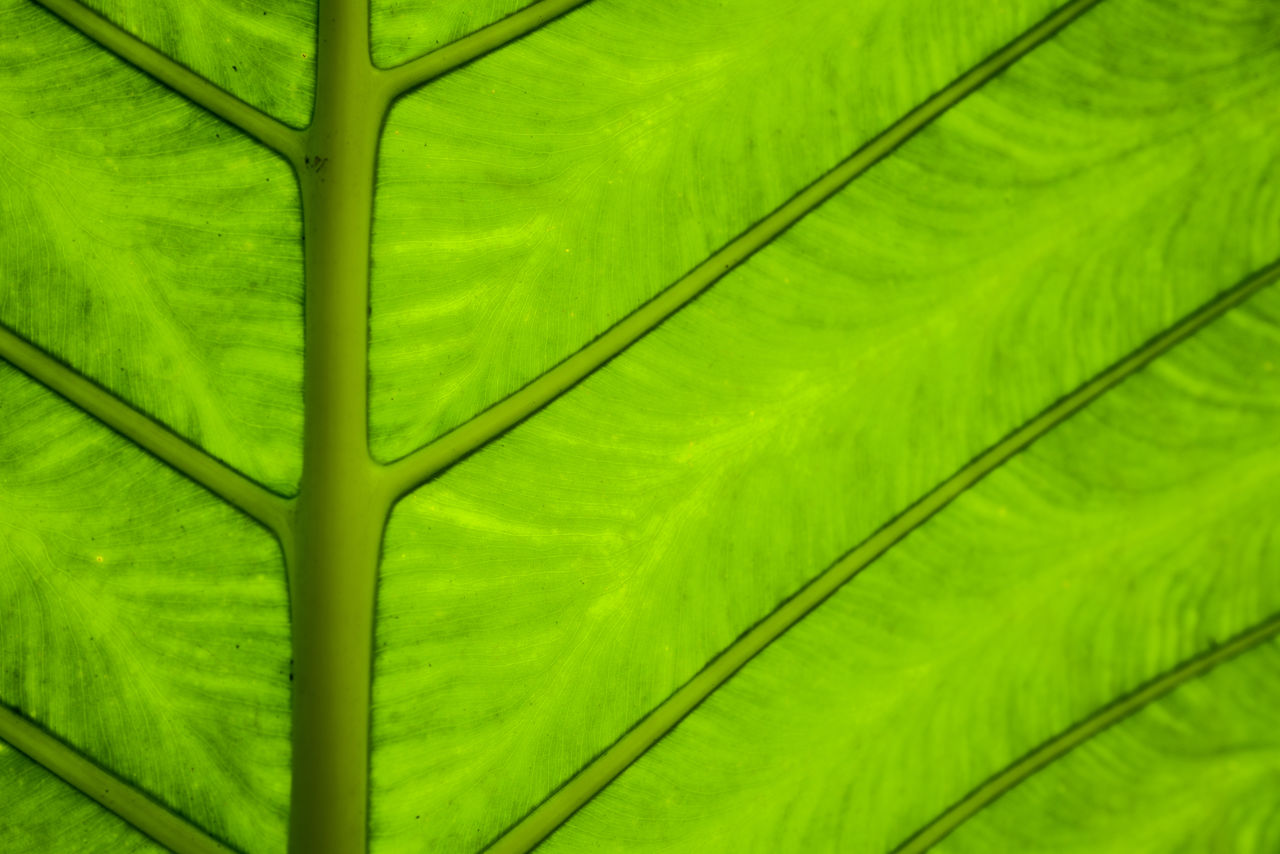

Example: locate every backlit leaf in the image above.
[1,0,1276,852]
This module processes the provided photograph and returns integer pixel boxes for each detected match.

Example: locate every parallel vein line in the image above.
[383,0,1108,502]
[891,611,1280,853]
[481,258,1280,854]
[0,324,293,537]
[0,704,230,854]
[32,0,304,163]
[379,0,596,98]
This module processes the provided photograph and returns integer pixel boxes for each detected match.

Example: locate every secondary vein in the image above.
[381,0,1109,504]
[891,611,1280,853]
[378,0,596,98]
[0,704,230,854]
[480,257,1280,854]
[32,0,305,164]
[0,324,293,538]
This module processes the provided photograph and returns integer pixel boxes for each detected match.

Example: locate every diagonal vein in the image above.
[891,611,1280,853]
[31,0,304,163]
[381,0,1109,504]
[0,324,293,538]
[0,704,231,854]
[481,257,1280,854]
[378,0,596,98]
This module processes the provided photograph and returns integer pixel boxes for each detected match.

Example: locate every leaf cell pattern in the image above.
[0,0,1277,852]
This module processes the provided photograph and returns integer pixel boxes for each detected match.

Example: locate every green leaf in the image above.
[0,740,163,853]
[2,0,1278,852]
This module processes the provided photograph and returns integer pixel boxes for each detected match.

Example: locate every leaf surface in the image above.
[1,0,1278,851]
[370,0,533,68]
[532,282,1280,853]
[0,0,305,494]
[0,742,163,853]
[367,0,1064,461]
[371,0,1280,849]
[0,365,292,852]
[935,637,1280,854]
[75,0,315,126]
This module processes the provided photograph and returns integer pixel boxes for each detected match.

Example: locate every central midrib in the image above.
[289,1,389,851]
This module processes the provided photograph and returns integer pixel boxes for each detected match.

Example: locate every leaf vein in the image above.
[0,323,293,538]
[480,257,1280,854]
[31,0,305,163]
[890,612,1280,853]
[380,0,1111,503]
[378,0,597,99]
[0,703,232,854]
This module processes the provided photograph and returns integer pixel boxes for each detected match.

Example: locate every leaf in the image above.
[1,0,1277,853]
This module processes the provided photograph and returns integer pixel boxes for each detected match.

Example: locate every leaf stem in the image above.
[0,704,230,854]
[287,1,389,852]
[377,0,594,100]
[480,257,1280,854]
[0,324,293,539]
[32,0,305,163]
[381,0,1111,505]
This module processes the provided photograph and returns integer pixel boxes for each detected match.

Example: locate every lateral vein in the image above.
[890,611,1280,853]
[382,0,1109,503]
[480,258,1280,854]
[0,325,293,537]
[0,704,231,854]
[379,0,596,98]
[32,0,304,163]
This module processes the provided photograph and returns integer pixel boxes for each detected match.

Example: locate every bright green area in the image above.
[0,740,163,853]
[938,640,1280,854]
[5,0,1280,850]
[0,365,292,853]
[538,274,1280,852]
[367,0,1066,463]
[76,0,315,128]
[371,0,1280,849]
[0,0,304,495]
[371,0,531,68]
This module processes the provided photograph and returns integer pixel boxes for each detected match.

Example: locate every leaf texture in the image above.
[935,637,1280,854]
[371,0,1280,849]
[532,281,1280,853]
[0,0,1277,850]
[0,741,163,853]
[74,0,316,127]
[367,0,1066,462]
[0,365,292,851]
[0,0,305,494]
[370,0,534,68]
